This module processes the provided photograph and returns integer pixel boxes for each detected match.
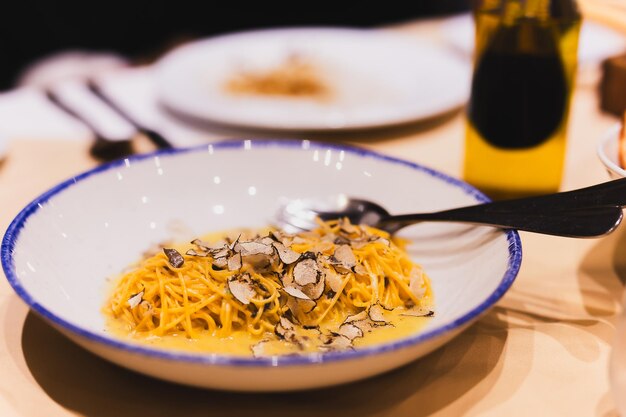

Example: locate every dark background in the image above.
[0,1,470,91]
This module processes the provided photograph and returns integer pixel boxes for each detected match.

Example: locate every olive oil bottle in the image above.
[463,0,581,198]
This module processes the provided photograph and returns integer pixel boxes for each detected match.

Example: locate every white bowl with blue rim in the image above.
[598,123,626,180]
[1,140,521,391]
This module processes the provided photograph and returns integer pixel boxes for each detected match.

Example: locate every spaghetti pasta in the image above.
[104,219,434,355]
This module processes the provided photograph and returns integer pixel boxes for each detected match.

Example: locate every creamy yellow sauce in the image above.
[104,226,433,356]
[106,308,430,356]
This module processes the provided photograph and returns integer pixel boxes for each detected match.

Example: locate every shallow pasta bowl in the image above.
[1,140,521,391]
[598,123,626,180]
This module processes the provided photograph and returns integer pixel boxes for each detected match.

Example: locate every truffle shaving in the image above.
[293,258,320,286]
[338,307,391,339]
[243,253,275,272]
[353,264,368,276]
[333,235,351,246]
[251,340,270,357]
[349,239,369,250]
[227,253,242,271]
[163,248,184,268]
[401,306,434,317]
[409,267,426,299]
[351,319,374,334]
[283,286,311,300]
[338,219,360,235]
[210,246,231,259]
[270,230,294,247]
[337,322,363,340]
[227,273,257,305]
[333,245,357,269]
[275,316,299,344]
[190,239,212,250]
[127,290,144,309]
[373,237,390,247]
[186,248,209,257]
[275,316,322,347]
[286,296,317,316]
[345,311,368,323]
[312,240,334,253]
[320,333,354,351]
[235,241,274,256]
[301,274,325,300]
[279,316,295,331]
[324,267,344,293]
[212,256,228,269]
[272,242,301,265]
[368,304,389,324]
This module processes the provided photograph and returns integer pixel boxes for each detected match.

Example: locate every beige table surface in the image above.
[1,34,625,417]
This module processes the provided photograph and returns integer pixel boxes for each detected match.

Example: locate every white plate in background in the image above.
[155,28,471,131]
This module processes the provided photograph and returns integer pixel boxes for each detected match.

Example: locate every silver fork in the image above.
[275,178,626,238]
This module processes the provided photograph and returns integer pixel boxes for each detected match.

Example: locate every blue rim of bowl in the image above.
[1,139,522,367]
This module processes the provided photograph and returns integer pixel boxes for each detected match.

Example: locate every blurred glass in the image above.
[463,0,581,198]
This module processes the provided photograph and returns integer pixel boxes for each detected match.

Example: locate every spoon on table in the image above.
[275,178,626,238]
[44,89,134,162]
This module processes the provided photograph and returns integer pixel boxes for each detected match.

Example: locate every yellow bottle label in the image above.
[463,3,581,198]
[464,120,567,196]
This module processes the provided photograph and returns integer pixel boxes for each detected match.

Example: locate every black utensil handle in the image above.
[383,205,623,238]
[44,90,134,162]
[480,177,626,211]
[329,177,626,226]
[89,137,134,162]
[553,177,626,207]
[140,128,173,150]
[87,80,173,149]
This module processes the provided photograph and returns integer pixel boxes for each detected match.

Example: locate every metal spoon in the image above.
[275,178,626,238]
[44,89,134,162]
